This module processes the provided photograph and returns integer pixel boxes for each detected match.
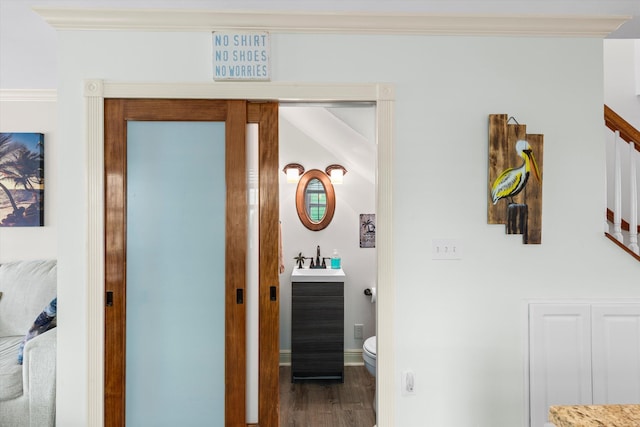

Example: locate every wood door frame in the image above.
[85,80,395,427]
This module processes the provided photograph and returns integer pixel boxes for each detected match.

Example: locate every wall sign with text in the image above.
[212,31,270,81]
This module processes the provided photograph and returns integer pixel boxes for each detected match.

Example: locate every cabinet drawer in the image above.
[292,281,343,297]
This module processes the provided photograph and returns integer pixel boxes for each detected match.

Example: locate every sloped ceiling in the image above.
[280,105,376,185]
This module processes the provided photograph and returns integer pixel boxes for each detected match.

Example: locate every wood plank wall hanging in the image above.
[488,114,544,244]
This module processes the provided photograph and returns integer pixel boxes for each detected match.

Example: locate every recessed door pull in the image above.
[237,288,244,304]
[270,286,277,301]
[106,291,114,307]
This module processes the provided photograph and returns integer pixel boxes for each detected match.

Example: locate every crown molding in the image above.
[0,89,57,102]
[33,8,630,37]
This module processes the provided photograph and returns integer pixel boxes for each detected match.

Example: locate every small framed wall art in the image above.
[0,133,45,227]
[360,213,376,248]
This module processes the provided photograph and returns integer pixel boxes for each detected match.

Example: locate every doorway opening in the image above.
[277,102,377,426]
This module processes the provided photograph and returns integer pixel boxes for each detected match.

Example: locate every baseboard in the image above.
[279,349,364,366]
[279,350,291,365]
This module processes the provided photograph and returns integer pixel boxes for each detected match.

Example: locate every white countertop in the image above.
[291,268,345,282]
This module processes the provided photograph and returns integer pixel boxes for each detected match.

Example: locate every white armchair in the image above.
[0,260,57,427]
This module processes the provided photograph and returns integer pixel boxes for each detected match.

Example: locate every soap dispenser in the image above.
[331,249,341,269]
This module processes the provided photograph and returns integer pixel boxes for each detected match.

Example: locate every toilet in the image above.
[363,336,376,376]
[362,335,377,412]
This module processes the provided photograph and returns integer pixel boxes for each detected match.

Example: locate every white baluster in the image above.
[605,132,610,234]
[629,141,639,255]
[613,130,624,241]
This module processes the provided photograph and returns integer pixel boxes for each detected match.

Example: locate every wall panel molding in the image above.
[0,89,57,102]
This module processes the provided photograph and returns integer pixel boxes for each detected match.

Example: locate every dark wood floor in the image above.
[279,365,376,427]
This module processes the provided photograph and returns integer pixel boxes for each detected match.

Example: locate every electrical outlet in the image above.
[354,324,364,340]
[401,370,415,396]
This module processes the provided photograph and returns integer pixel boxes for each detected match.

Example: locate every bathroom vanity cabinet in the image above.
[291,279,344,382]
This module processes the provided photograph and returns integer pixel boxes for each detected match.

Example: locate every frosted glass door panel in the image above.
[126,121,225,426]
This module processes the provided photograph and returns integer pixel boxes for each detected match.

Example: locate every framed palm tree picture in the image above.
[360,213,376,248]
[0,133,44,227]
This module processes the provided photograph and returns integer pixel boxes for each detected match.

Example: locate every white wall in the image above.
[52,29,640,427]
[0,93,58,262]
[278,106,377,353]
[604,39,640,129]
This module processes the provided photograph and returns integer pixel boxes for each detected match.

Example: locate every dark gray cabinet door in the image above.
[291,281,344,382]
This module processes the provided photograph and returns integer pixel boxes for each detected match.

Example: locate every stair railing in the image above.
[604,105,640,260]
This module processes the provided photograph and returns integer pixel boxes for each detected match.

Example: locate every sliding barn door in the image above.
[104,99,279,427]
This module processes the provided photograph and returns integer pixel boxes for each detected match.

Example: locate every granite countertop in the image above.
[549,405,640,427]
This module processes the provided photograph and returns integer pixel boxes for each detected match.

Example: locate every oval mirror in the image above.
[295,169,335,231]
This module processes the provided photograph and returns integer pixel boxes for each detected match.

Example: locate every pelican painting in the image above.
[491,139,540,205]
[487,114,544,244]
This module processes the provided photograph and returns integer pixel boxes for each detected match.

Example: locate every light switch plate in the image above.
[432,238,462,260]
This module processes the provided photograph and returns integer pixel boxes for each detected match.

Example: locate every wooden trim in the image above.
[605,105,640,151]
[35,8,629,37]
[104,99,127,427]
[257,102,280,427]
[606,208,640,234]
[118,98,229,121]
[604,232,640,262]
[225,100,248,426]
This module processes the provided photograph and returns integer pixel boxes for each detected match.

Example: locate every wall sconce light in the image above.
[325,164,348,184]
[282,163,348,184]
[282,163,305,183]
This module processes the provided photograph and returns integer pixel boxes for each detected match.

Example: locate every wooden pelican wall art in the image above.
[491,139,540,205]
[487,114,544,244]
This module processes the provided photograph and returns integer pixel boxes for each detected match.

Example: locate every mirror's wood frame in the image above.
[295,169,335,231]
